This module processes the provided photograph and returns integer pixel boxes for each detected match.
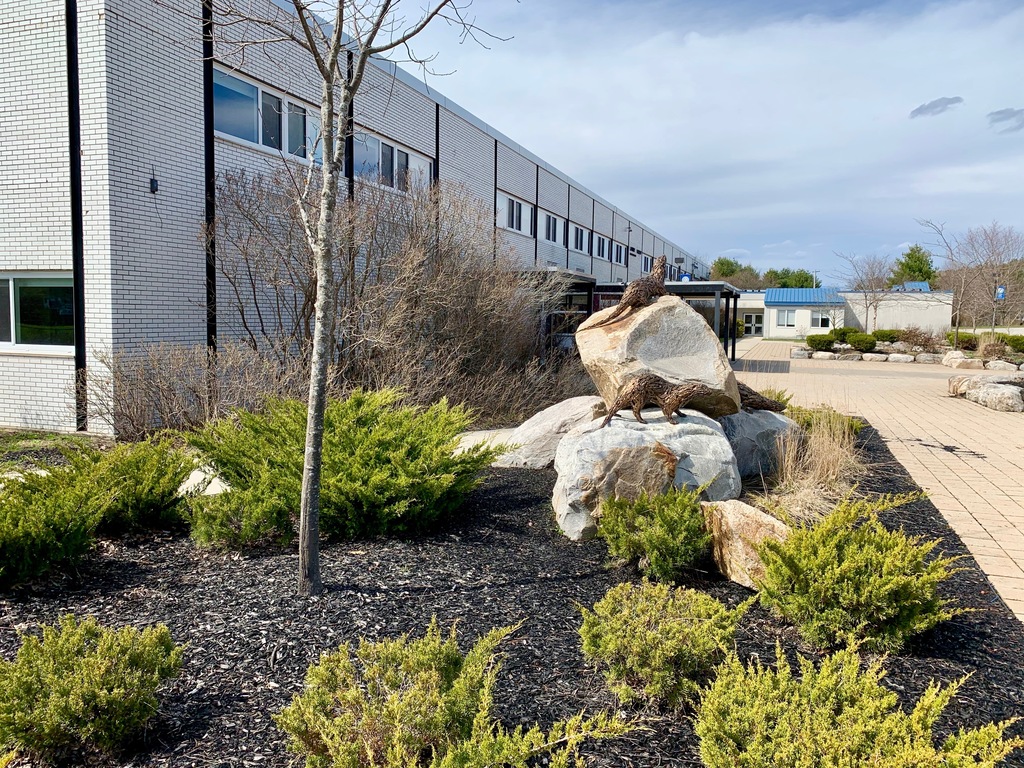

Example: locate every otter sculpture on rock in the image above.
[587,255,668,328]
[599,372,715,427]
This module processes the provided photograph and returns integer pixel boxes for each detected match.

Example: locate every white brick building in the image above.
[0,0,708,433]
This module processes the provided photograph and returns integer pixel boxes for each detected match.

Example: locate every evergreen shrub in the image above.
[0,470,96,589]
[185,390,501,547]
[0,615,182,758]
[872,329,900,343]
[579,581,750,708]
[275,619,627,768]
[696,645,1024,767]
[72,438,193,533]
[847,332,877,352]
[0,437,192,588]
[947,331,978,350]
[757,494,962,651]
[1002,334,1024,353]
[758,387,792,409]
[830,326,858,343]
[805,334,835,352]
[597,487,711,582]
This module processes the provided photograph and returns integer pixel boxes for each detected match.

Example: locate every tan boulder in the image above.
[701,499,789,589]
[576,296,740,418]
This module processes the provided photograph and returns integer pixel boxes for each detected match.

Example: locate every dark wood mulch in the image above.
[1,425,1022,767]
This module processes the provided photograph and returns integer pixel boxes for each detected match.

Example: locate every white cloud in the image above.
[405,0,1024,275]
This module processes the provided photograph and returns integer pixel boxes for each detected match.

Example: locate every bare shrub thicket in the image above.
[89,176,592,437]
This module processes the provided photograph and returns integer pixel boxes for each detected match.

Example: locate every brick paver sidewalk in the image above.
[734,338,1024,621]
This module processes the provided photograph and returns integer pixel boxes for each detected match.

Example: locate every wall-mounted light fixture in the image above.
[150,177,159,194]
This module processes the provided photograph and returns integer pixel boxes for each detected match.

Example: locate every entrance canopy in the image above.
[593,280,742,360]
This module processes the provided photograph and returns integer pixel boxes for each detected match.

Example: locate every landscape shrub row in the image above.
[0,438,192,589]
[1,389,503,588]
[580,485,1021,764]
[946,331,1024,354]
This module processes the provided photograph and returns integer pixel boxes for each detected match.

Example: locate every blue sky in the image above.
[402,0,1024,281]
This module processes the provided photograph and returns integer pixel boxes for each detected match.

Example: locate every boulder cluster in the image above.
[495,296,799,584]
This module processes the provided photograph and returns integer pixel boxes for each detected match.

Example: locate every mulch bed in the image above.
[1,425,1023,767]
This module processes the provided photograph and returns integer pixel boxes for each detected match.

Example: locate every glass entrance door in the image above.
[743,313,764,336]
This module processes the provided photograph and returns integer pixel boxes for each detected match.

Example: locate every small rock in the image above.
[915,353,944,364]
[888,353,916,364]
[862,353,888,362]
[701,500,789,589]
[838,353,863,361]
[811,351,837,360]
[790,348,810,359]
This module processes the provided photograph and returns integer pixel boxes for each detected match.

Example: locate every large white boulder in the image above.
[701,499,790,589]
[493,396,604,469]
[915,353,944,364]
[986,360,1020,372]
[552,411,741,540]
[888,353,916,364]
[942,350,966,367]
[862,353,888,362]
[718,410,799,480]
[576,296,740,418]
[948,373,1024,412]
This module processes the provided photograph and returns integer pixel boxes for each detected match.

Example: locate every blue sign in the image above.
[996,285,1007,301]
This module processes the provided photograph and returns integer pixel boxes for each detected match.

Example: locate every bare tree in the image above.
[921,220,1024,347]
[836,252,893,333]
[206,0,487,595]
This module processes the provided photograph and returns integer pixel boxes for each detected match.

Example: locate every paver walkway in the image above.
[733,338,1024,621]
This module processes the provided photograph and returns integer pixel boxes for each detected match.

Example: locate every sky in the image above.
[396,0,1024,282]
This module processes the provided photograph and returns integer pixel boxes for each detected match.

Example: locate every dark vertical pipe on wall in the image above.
[66,0,87,431]
[492,139,498,262]
[202,0,217,351]
[345,51,355,200]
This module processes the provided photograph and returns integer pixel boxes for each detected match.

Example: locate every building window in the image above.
[810,311,831,328]
[614,243,624,264]
[213,70,258,143]
[596,236,607,260]
[287,104,306,157]
[507,198,522,230]
[642,254,653,273]
[0,276,74,348]
[261,92,283,150]
[572,226,587,252]
[354,131,431,189]
[777,309,796,328]
[500,195,534,235]
[213,68,320,162]
[544,214,560,243]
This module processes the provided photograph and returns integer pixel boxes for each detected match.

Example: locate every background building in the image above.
[0,0,708,433]
[737,287,954,338]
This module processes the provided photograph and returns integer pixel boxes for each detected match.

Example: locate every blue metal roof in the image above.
[901,281,931,292]
[764,288,844,306]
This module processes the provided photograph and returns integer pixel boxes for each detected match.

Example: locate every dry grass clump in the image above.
[757,402,865,520]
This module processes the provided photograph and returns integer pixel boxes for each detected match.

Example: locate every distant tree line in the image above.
[709,258,817,289]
